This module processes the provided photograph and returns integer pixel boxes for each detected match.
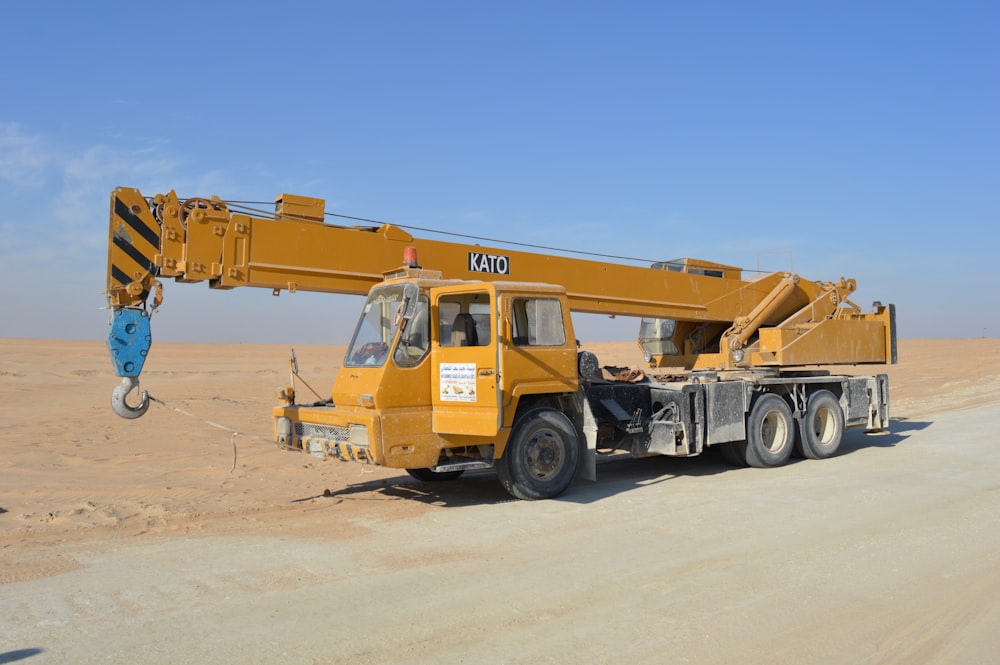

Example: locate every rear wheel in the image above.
[405,468,465,482]
[745,393,795,468]
[798,390,845,460]
[496,408,580,500]
[718,440,749,467]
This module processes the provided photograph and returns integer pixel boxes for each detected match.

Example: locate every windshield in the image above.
[345,285,429,368]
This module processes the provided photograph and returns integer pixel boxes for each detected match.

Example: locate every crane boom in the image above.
[107,186,894,376]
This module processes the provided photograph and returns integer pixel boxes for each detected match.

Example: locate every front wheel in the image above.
[745,393,795,468]
[496,408,580,500]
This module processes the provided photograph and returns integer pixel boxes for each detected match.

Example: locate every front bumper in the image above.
[274,405,379,465]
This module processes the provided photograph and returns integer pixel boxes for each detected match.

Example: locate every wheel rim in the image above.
[812,407,837,444]
[524,428,565,480]
[759,410,789,452]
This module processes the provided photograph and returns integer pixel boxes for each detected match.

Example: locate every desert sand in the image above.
[2,337,999,664]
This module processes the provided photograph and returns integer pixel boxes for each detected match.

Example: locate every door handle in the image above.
[478,369,495,376]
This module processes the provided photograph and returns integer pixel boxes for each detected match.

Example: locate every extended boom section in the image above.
[105,186,896,500]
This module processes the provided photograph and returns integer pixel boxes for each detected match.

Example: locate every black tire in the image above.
[496,408,580,500]
[798,390,845,460]
[405,467,465,482]
[718,440,749,467]
[745,393,795,468]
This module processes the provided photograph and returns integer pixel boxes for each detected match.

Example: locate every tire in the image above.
[798,390,845,460]
[744,393,795,468]
[405,467,465,482]
[496,408,580,500]
[718,440,749,467]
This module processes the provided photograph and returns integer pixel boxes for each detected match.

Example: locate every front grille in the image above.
[295,423,350,442]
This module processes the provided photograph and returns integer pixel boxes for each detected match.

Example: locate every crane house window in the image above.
[512,298,565,346]
[639,317,678,356]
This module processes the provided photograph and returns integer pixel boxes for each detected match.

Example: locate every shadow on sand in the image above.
[840,416,931,453]
[294,417,931,508]
[0,649,44,664]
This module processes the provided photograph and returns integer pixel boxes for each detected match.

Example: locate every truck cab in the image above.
[273,268,584,497]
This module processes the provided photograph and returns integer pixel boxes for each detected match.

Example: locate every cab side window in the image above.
[511,298,565,346]
[439,294,491,347]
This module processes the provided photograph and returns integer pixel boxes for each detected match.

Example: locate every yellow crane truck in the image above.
[106,187,895,499]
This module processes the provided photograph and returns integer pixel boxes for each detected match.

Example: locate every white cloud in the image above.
[56,144,178,229]
[1,123,181,232]
[0,123,187,310]
[0,122,51,187]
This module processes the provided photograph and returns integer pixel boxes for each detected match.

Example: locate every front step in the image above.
[431,460,493,473]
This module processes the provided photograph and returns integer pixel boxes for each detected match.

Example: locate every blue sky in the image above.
[1,1,997,345]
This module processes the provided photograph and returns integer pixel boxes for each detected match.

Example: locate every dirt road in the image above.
[2,338,999,664]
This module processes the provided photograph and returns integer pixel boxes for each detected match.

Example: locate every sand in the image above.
[2,337,999,663]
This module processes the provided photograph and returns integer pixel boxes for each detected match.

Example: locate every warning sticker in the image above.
[440,363,477,402]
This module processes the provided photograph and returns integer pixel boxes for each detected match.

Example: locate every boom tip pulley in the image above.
[107,307,153,419]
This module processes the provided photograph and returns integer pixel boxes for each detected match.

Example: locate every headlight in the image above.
[276,417,292,436]
[349,424,369,446]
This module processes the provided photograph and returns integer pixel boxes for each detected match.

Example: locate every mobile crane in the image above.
[106,187,895,499]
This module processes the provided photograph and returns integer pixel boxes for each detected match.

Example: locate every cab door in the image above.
[430,284,501,436]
